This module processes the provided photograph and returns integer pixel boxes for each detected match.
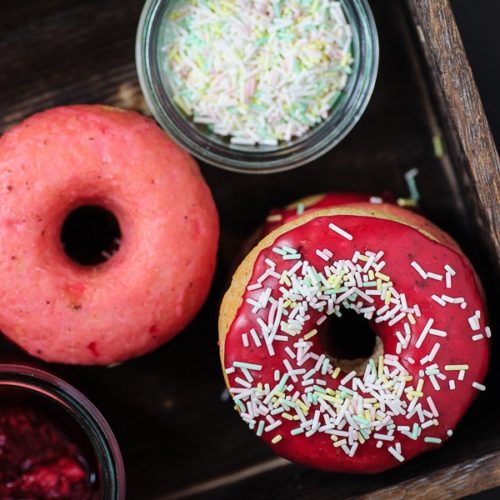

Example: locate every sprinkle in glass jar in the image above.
[137,0,378,172]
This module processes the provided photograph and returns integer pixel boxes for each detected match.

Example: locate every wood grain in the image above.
[408,0,500,267]
[358,452,500,500]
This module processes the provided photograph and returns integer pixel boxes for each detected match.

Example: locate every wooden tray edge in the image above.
[407,0,500,265]
[357,451,500,500]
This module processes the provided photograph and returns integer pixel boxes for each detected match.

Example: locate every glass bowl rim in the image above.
[136,0,379,173]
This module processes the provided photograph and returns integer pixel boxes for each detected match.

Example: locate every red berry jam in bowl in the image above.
[0,365,125,500]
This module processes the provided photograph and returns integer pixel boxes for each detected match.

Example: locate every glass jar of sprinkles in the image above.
[0,364,126,500]
[136,0,378,173]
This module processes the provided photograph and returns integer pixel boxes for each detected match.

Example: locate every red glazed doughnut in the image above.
[263,192,460,252]
[219,203,490,473]
[0,105,219,365]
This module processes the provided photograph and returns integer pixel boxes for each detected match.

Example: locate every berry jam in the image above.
[0,407,93,499]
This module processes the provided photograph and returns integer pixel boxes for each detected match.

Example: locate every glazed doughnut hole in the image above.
[60,205,121,266]
[320,309,382,374]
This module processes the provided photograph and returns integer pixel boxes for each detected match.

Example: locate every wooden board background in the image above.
[1,0,499,498]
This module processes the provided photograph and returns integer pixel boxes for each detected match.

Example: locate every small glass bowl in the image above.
[0,364,126,500]
[136,0,379,173]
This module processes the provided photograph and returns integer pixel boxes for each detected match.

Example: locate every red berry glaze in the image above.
[220,205,489,473]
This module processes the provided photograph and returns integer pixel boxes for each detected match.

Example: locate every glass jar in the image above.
[0,364,125,499]
[136,0,379,173]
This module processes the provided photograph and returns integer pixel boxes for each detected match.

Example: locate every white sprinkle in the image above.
[265,420,282,432]
[485,326,492,338]
[348,442,359,457]
[235,377,252,388]
[249,328,262,347]
[429,375,440,391]
[231,137,257,146]
[421,420,434,429]
[472,334,484,341]
[426,396,439,417]
[427,272,443,281]
[449,380,456,390]
[388,312,407,327]
[468,314,481,332]
[441,295,464,304]
[458,370,466,381]
[472,382,486,391]
[388,446,405,463]
[328,222,353,241]
[444,265,456,276]
[377,304,389,316]
[431,295,446,307]
[445,273,452,289]
[283,253,302,261]
[242,333,249,347]
[429,328,447,338]
[411,261,427,279]
[316,249,330,262]
[421,343,440,364]
[340,370,356,386]
[265,339,275,357]
[247,283,262,291]
[415,319,434,348]
[373,433,394,441]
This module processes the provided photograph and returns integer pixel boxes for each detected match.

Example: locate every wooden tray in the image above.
[1,0,499,498]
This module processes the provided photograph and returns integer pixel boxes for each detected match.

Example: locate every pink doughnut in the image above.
[219,204,490,472]
[0,105,219,365]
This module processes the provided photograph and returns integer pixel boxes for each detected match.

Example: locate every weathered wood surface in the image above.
[0,0,499,499]
[408,0,500,269]
[358,452,500,500]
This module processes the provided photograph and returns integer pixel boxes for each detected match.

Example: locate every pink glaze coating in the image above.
[223,214,489,473]
[0,105,219,365]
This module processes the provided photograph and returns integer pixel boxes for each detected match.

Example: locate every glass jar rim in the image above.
[136,0,379,173]
[0,364,126,500]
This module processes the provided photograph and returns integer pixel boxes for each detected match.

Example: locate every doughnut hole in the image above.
[60,205,121,266]
[320,309,383,375]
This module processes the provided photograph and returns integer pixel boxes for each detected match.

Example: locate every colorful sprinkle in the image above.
[164,0,354,144]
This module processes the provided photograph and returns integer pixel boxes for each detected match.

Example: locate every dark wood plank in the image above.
[408,0,500,267]
[360,452,500,500]
[0,1,499,499]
